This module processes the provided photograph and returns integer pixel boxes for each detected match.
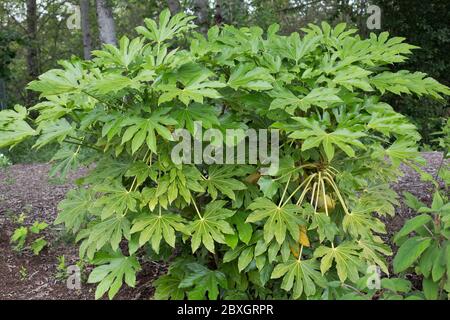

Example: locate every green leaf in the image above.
[153,274,186,300]
[0,105,36,148]
[120,109,177,154]
[125,161,157,187]
[422,278,439,300]
[88,251,141,300]
[130,211,188,253]
[314,242,361,282]
[402,192,427,211]
[393,237,432,273]
[269,86,342,114]
[188,201,235,253]
[381,278,412,293]
[393,214,432,243]
[358,237,392,275]
[158,64,225,105]
[271,258,327,298]
[27,61,83,96]
[33,119,73,150]
[94,184,140,220]
[87,74,135,95]
[31,237,47,255]
[238,247,254,272]
[92,36,145,68]
[29,221,48,234]
[332,66,373,92]
[10,226,28,250]
[55,188,95,233]
[179,263,227,300]
[371,71,450,99]
[136,9,195,43]
[77,216,131,259]
[228,64,273,91]
[171,104,219,134]
[201,166,247,200]
[247,198,304,244]
[289,119,366,161]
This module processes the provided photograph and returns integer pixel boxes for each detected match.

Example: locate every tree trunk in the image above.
[80,0,92,59]
[95,0,117,45]
[193,0,210,35]
[214,0,223,26]
[167,0,181,15]
[26,0,39,103]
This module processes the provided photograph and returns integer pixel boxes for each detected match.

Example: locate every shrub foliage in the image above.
[1,10,449,299]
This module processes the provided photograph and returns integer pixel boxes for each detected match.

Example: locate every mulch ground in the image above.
[0,152,447,299]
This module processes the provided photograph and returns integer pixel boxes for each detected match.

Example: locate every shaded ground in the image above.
[0,153,447,299]
[0,164,165,300]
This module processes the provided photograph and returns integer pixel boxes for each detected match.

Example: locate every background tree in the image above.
[96,0,117,45]
[0,0,447,146]
[193,0,210,34]
[166,0,181,15]
[26,0,39,103]
[372,0,450,144]
[80,0,93,60]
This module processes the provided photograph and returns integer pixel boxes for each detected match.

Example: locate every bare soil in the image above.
[0,153,447,299]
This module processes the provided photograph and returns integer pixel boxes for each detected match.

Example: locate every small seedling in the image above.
[19,266,28,281]
[10,218,48,255]
[55,255,68,280]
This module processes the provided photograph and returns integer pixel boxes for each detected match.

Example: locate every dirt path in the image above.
[0,164,164,300]
[0,153,447,299]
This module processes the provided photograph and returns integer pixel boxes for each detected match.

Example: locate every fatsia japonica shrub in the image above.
[1,10,449,300]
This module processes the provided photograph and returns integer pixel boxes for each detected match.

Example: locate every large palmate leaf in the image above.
[92,36,145,68]
[27,61,83,96]
[94,183,140,219]
[372,139,423,168]
[370,71,450,99]
[136,9,195,43]
[130,211,188,252]
[55,188,95,233]
[331,66,373,92]
[171,104,220,134]
[153,273,186,300]
[125,161,158,187]
[247,198,304,244]
[33,118,74,150]
[188,201,235,253]
[77,215,131,259]
[179,263,227,300]
[342,211,386,238]
[49,146,82,178]
[358,237,392,275]
[269,86,342,114]
[314,242,362,282]
[0,105,36,148]
[289,118,366,161]
[271,258,327,298]
[88,251,141,299]
[120,108,177,153]
[201,166,247,200]
[158,67,225,106]
[227,64,274,91]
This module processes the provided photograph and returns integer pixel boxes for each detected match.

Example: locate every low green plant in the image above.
[431,118,450,156]
[0,152,11,168]
[324,275,423,300]
[1,10,449,300]
[10,220,48,255]
[393,190,450,300]
[55,255,68,280]
[19,266,28,281]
